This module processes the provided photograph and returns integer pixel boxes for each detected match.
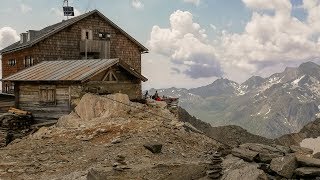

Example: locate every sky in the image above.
[1,0,320,90]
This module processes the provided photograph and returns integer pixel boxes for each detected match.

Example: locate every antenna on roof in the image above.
[63,0,74,20]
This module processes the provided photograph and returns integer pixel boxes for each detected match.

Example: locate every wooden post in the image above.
[68,86,72,111]
[85,39,88,59]
[14,82,19,109]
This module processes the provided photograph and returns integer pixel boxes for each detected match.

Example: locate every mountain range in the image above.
[148,61,320,138]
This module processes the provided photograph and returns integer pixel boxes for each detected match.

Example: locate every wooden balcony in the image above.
[80,40,110,58]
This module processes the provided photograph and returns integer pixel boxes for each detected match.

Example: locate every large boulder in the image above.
[296,155,320,167]
[270,155,297,178]
[221,155,268,180]
[75,93,130,121]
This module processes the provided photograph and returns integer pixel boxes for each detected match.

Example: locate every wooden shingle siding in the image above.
[2,12,143,91]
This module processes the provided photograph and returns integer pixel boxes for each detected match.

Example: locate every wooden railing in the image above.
[80,40,110,58]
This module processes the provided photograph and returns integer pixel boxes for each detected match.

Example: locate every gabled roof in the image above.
[0,10,148,54]
[3,59,148,82]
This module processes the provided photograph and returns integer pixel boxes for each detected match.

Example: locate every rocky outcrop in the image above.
[223,142,320,179]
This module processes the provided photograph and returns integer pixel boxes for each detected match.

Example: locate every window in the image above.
[24,56,34,67]
[103,70,118,82]
[81,29,93,40]
[98,32,111,40]
[5,84,9,93]
[39,86,56,105]
[86,32,89,39]
[8,59,16,66]
[10,83,14,92]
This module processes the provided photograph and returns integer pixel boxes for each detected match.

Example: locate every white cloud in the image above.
[20,4,32,14]
[0,27,19,50]
[148,10,223,79]
[132,0,144,10]
[0,27,19,91]
[183,0,200,6]
[216,0,320,81]
[148,0,320,84]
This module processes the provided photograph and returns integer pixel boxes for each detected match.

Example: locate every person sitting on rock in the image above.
[144,91,149,99]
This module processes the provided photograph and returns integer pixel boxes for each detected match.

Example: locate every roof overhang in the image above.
[3,59,148,83]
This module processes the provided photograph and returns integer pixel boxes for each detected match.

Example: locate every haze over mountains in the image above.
[149,61,320,138]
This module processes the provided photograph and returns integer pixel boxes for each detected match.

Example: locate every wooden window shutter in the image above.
[39,85,56,104]
[81,29,86,40]
[89,30,93,40]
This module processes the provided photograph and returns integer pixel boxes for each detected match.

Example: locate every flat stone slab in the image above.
[231,148,258,162]
[290,145,313,155]
[270,155,297,178]
[143,142,163,154]
[295,167,320,177]
[296,155,320,167]
[239,143,284,155]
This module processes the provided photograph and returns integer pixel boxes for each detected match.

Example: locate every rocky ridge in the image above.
[0,93,220,180]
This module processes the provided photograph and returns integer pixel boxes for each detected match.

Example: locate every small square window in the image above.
[8,59,16,66]
[39,85,56,105]
[24,56,34,67]
[98,32,111,40]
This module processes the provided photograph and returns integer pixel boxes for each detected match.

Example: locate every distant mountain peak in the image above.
[298,61,320,80]
[241,76,265,91]
[299,61,319,68]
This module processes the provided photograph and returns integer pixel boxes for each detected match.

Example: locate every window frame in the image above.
[39,85,56,105]
[8,59,16,66]
[24,56,34,67]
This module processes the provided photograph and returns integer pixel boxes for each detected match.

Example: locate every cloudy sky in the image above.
[1,0,320,89]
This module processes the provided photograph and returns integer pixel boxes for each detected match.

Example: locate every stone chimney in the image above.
[20,33,28,44]
[27,30,39,42]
